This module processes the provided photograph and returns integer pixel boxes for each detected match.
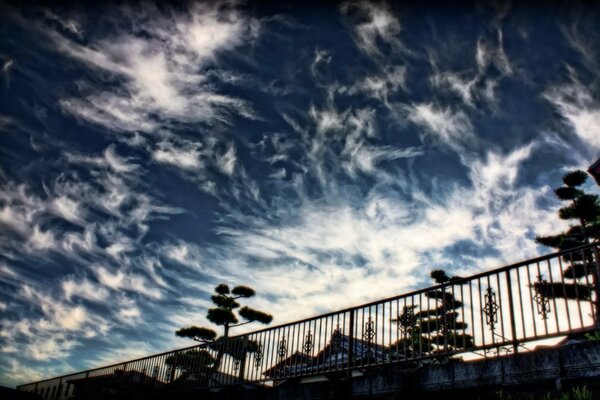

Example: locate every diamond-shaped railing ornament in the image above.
[303,330,313,354]
[534,275,551,320]
[254,344,263,369]
[363,317,376,343]
[278,338,287,360]
[483,287,500,332]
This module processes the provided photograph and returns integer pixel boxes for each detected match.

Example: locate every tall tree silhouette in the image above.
[535,170,600,325]
[391,270,473,359]
[175,283,272,378]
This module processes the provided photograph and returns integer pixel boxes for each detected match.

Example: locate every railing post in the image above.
[505,270,519,354]
[238,336,248,382]
[348,310,355,367]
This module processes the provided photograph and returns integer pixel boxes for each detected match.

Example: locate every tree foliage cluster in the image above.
[391,269,474,358]
[534,170,600,316]
[170,283,272,379]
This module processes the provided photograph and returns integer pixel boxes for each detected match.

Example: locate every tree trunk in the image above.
[209,324,229,386]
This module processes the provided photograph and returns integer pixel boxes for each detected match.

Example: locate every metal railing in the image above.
[17,243,600,399]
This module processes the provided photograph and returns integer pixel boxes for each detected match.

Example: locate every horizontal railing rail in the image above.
[18,243,600,400]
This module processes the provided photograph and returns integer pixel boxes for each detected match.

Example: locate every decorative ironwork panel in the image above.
[363,317,376,343]
[254,343,263,369]
[483,287,500,331]
[303,330,313,354]
[277,338,287,360]
[534,275,551,320]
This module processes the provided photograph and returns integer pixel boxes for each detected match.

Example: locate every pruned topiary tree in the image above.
[176,283,273,341]
[175,283,273,378]
[534,170,600,326]
[391,269,473,360]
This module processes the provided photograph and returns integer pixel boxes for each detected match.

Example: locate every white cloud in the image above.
[27,225,57,251]
[544,76,600,152]
[62,277,110,303]
[152,140,203,171]
[53,3,257,134]
[343,65,407,106]
[52,195,84,224]
[187,142,565,329]
[96,266,162,299]
[405,102,475,153]
[216,143,237,176]
[342,1,403,57]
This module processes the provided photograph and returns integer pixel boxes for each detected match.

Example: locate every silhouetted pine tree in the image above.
[534,170,600,325]
[175,284,272,377]
[391,270,473,359]
[165,350,214,384]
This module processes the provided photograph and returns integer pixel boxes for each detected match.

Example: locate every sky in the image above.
[1,0,600,388]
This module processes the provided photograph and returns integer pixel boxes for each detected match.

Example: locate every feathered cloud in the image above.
[0,1,597,389]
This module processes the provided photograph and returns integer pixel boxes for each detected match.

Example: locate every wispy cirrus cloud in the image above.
[341,1,404,58]
[544,74,600,153]
[1,0,597,389]
[52,3,257,134]
[405,102,476,155]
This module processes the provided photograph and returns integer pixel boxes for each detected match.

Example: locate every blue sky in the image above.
[1,1,600,388]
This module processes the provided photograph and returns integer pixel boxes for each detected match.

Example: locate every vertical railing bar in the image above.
[505,270,518,354]
[460,283,466,350]
[515,267,526,340]
[363,306,370,365]
[342,312,347,369]
[441,283,447,354]
[295,322,301,375]
[325,315,332,373]
[398,297,403,360]
[375,303,379,365]
[468,281,475,351]
[496,272,506,346]
[286,324,293,378]
[266,328,274,382]
[557,255,572,332]
[317,316,323,373]
[580,248,595,326]
[387,299,397,361]
[478,278,486,356]
[381,301,385,363]
[348,310,355,368]
[525,264,539,338]
[417,293,422,359]
[567,251,584,328]
[486,274,495,347]
[298,322,309,372]
[360,307,365,367]
[450,284,457,351]
[281,326,288,377]
[239,335,248,383]
[536,261,550,335]
[336,313,341,371]
[547,258,561,334]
